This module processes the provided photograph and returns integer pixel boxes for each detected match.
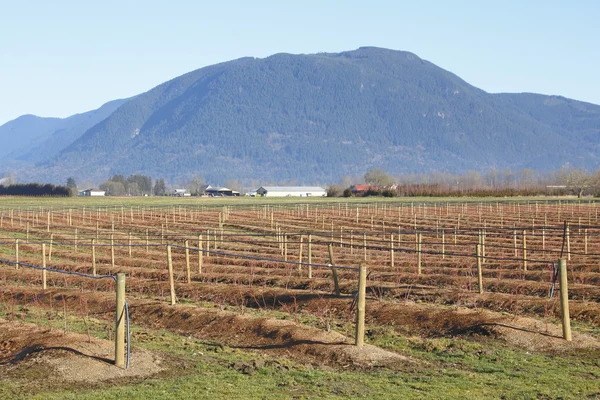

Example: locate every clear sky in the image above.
[1,0,598,125]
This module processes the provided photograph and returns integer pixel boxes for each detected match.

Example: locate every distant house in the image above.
[255,186,327,197]
[172,189,191,197]
[205,186,240,197]
[79,189,106,197]
[350,185,378,195]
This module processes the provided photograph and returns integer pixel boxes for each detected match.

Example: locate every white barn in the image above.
[79,189,106,197]
[255,186,327,197]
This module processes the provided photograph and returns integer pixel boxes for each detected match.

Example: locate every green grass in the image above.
[0,195,596,210]
[1,306,599,399]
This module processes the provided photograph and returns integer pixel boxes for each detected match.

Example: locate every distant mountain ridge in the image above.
[0,98,129,164]
[3,47,599,185]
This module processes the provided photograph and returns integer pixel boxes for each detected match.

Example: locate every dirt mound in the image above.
[130,302,409,369]
[0,318,165,384]
[365,300,600,352]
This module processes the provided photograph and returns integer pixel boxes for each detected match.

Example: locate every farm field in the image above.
[1,196,600,399]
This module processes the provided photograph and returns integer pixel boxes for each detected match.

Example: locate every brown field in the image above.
[1,198,600,397]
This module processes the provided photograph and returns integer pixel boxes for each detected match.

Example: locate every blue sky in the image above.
[1,0,598,125]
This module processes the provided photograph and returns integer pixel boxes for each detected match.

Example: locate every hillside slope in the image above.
[0,98,129,164]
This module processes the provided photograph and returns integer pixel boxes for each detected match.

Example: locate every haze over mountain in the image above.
[3,47,599,185]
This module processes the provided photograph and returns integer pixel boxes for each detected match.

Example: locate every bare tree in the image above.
[556,166,592,198]
[364,168,394,187]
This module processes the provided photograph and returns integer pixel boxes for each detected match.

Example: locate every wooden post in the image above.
[328,244,341,296]
[206,230,210,257]
[542,228,545,250]
[146,229,149,253]
[15,239,19,269]
[42,243,47,290]
[558,258,572,341]
[111,234,115,267]
[566,224,571,261]
[26,222,29,243]
[476,244,483,294]
[48,233,54,261]
[91,239,97,276]
[441,230,445,260]
[355,264,367,347]
[284,234,288,262]
[74,229,78,252]
[363,233,367,261]
[114,273,126,368]
[584,228,588,254]
[417,233,422,275]
[298,236,303,272]
[185,240,191,284]
[522,230,527,272]
[513,229,518,257]
[198,235,203,273]
[308,234,312,279]
[167,245,176,305]
[128,232,132,257]
[390,234,394,268]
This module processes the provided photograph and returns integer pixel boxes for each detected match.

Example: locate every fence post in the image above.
[558,258,572,341]
[114,273,126,368]
[522,230,527,272]
[308,234,312,279]
[441,230,445,259]
[185,240,191,283]
[42,243,47,290]
[92,239,97,276]
[566,223,571,261]
[15,239,19,270]
[111,234,115,267]
[363,233,367,261]
[298,236,303,272]
[128,232,132,257]
[327,244,341,296]
[417,233,422,275]
[476,244,483,294]
[355,264,367,346]
[390,234,394,268]
[198,235,203,273]
[48,233,54,261]
[167,245,176,305]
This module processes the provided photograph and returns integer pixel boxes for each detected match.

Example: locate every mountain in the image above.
[0,98,129,165]
[10,47,600,184]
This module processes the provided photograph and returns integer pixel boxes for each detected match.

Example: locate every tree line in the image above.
[328,166,600,198]
[0,183,73,197]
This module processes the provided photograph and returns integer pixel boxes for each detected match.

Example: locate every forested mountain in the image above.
[7,47,600,184]
[0,98,129,164]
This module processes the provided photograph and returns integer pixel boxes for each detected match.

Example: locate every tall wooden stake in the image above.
[355,264,367,347]
[167,245,176,305]
[42,243,47,290]
[185,240,191,284]
[558,258,572,341]
[327,244,341,296]
[114,273,126,368]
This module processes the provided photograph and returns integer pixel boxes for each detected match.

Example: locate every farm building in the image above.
[204,186,240,197]
[78,189,106,197]
[255,186,327,197]
[172,189,191,197]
